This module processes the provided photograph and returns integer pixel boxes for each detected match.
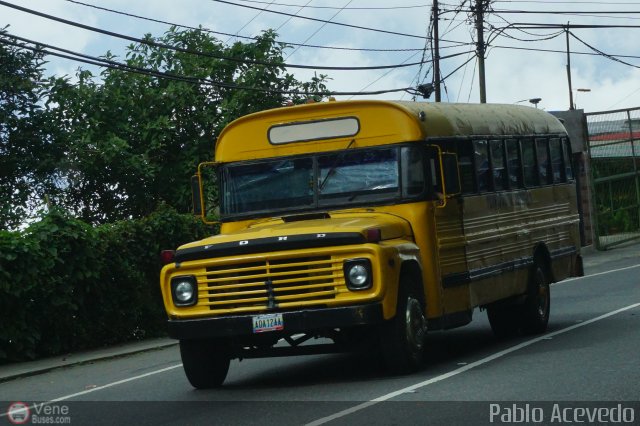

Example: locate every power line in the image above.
[285,0,353,60]
[232,0,429,9]
[490,43,640,60]
[274,0,313,32]
[62,0,472,52]
[569,30,640,69]
[494,1,640,4]
[0,32,417,97]
[210,0,428,39]
[0,0,436,71]
[225,0,276,43]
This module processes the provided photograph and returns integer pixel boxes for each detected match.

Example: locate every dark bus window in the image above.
[549,138,564,183]
[490,140,507,191]
[457,140,476,194]
[562,138,574,180]
[474,140,490,192]
[506,139,522,189]
[521,139,538,187]
[536,138,552,185]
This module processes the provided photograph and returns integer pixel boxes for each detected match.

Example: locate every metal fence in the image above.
[585,107,640,250]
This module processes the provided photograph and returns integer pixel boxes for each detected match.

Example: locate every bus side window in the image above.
[457,140,476,194]
[562,138,574,180]
[490,139,507,191]
[521,139,538,187]
[474,140,490,192]
[549,138,564,183]
[536,138,552,185]
[506,139,523,189]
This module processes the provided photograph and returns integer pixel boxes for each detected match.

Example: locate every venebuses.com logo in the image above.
[6,402,30,424]
[5,402,71,425]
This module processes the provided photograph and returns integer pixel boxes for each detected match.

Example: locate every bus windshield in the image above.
[220,146,425,218]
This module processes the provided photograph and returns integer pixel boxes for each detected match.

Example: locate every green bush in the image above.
[0,206,208,362]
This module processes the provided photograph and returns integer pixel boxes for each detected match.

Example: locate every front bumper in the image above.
[167,303,384,340]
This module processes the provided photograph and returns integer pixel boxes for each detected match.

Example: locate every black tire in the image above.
[380,276,427,374]
[179,339,230,389]
[487,304,521,338]
[521,263,550,335]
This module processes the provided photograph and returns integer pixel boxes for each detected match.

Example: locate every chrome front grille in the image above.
[201,256,344,312]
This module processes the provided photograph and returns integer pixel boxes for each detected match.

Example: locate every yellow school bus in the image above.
[160,100,583,388]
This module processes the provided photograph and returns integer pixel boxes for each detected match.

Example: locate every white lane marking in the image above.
[1,364,183,418]
[306,302,640,426]
[2,261,639,420]
[558,263,640,284]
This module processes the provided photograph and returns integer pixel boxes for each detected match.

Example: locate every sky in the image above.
[2,0,640,113]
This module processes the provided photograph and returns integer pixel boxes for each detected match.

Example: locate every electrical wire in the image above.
[569,30,640,69]
[0,32,418,96]
[210,0,428,39]
[274,0,313,32]
[0,0,436,71]
[232,0,429,9]
[62,0,472,52]
[285,0,353,60]
[225,0,276,43]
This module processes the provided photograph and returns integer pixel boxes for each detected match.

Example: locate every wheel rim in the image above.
[535,268,549,318]
[404,297,426,353]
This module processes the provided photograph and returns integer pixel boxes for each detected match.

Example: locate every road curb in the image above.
[0,339,178,383]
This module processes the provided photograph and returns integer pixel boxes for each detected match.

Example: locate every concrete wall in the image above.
[551,109,594,247]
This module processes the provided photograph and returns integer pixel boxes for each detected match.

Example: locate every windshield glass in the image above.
[222,158,314,215]
[220,146,424,218]
[318,149,399,205]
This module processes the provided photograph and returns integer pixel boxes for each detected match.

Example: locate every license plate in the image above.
[252,313,284,333]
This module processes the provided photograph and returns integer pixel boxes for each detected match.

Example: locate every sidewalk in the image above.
[1,242,638,383]
[0,338,177,383]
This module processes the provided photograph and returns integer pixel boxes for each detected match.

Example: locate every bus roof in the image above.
[215,100,567,162]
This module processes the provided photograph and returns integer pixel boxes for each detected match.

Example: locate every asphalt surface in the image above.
[1,242,639,425]
[2,242,637,383]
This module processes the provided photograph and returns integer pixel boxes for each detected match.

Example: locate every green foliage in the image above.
[0,28,60,230]
[0,206,207,362]
[0,25,331,362]
[43,27,329,224]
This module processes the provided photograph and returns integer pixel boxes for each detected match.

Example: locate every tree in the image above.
[0,28,58,230]
[45,27,329,224]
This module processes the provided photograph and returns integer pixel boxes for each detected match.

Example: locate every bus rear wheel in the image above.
[521,263,550,335]
[179,338,230,389]
[380,277,427,374]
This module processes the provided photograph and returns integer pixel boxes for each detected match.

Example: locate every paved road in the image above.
[1,251,639,425]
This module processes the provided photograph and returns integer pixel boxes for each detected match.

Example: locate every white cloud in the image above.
[2,0,639,113]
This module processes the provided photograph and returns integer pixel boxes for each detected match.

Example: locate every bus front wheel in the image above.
[380,278,427,373]
[179,338,230,389]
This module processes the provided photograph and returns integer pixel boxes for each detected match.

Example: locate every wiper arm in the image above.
[318,139,355,191]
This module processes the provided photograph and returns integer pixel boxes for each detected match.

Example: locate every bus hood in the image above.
[174,212,412,262]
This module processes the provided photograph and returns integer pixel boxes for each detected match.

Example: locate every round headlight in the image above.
[174,281,195,302]
[348,264,369,287]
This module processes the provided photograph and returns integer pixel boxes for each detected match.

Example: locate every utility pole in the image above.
[565,23,575,110]
[475,0,487,103]
[433,0,442,102]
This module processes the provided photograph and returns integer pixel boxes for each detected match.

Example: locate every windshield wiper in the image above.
[318,139,355,191]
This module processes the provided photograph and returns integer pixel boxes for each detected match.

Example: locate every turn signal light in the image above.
[160,250,176,265]
[365,228,382,243]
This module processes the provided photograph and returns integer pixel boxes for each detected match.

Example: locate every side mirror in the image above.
[193,162,220,225]
[191,174,203,217]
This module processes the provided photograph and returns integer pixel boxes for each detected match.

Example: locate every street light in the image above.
[515,98,542,108]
